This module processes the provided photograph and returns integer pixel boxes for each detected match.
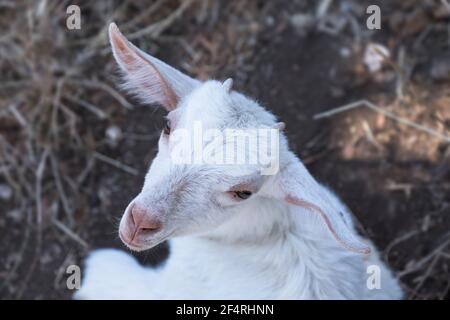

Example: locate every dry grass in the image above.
[0,0,449,299]
[0,0,268,299]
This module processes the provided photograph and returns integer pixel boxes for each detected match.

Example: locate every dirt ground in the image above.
[1,0,449,299]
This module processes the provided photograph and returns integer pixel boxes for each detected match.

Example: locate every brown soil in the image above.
[1,0,449,300]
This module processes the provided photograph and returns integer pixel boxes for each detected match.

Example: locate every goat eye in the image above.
[163,119,171,135]
[234,191,252,200]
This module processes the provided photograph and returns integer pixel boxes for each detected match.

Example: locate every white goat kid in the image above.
[75,23,403,300]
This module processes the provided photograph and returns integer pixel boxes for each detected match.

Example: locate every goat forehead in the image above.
[178,80,274,129]
[180,81,231,127]
[146,162,260,194]
[148,165,222,191]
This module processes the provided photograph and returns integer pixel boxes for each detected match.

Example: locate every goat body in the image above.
[77,187,402,299]
[75,23,403,300]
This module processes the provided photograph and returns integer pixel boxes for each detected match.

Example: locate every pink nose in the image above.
[121,203,162,245]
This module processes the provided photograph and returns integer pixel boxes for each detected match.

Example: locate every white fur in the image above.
[76,199,402,299]
[74,24,403,300]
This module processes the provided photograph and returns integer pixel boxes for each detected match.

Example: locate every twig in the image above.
[93,152,139,176]
[372,45,417,101]
[396,46,406,101]
[14,149,50,298]
[8,104,27,127]
[50,153,74,225]
[0,137,33,197]
[313,100,450,143]
[36,147,50,225]
[64,94,108,120]
[442,0,450,47]
[409,253,440,299]
[121,0,168,32]
[128,0,194,40]
[440,279,450,300]
[361,120,382,150]
[53,219,89,249]
[398,235,450,278]
[76,156,95,186]
[384,230,420,266]
[68,79,133,110]
[0,203,32,293]
[316,0,332,18]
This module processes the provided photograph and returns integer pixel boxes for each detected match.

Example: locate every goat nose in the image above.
[130,203,162,233]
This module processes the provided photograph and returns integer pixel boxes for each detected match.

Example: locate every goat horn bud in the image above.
[223,78,233,92]
[274,122,286,131]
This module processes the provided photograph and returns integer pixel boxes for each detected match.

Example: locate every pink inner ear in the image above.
[109,25,178,110]
[285,195,371,255]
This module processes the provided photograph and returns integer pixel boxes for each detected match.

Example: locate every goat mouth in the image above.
[124,242,148,252]
[119,231,146,251]
[119,230,164,252]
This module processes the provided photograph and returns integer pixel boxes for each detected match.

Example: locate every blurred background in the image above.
[0,0,449,300]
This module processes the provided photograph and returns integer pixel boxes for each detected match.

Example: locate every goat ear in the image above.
[271,158,370,254]
[108,23,199,110]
